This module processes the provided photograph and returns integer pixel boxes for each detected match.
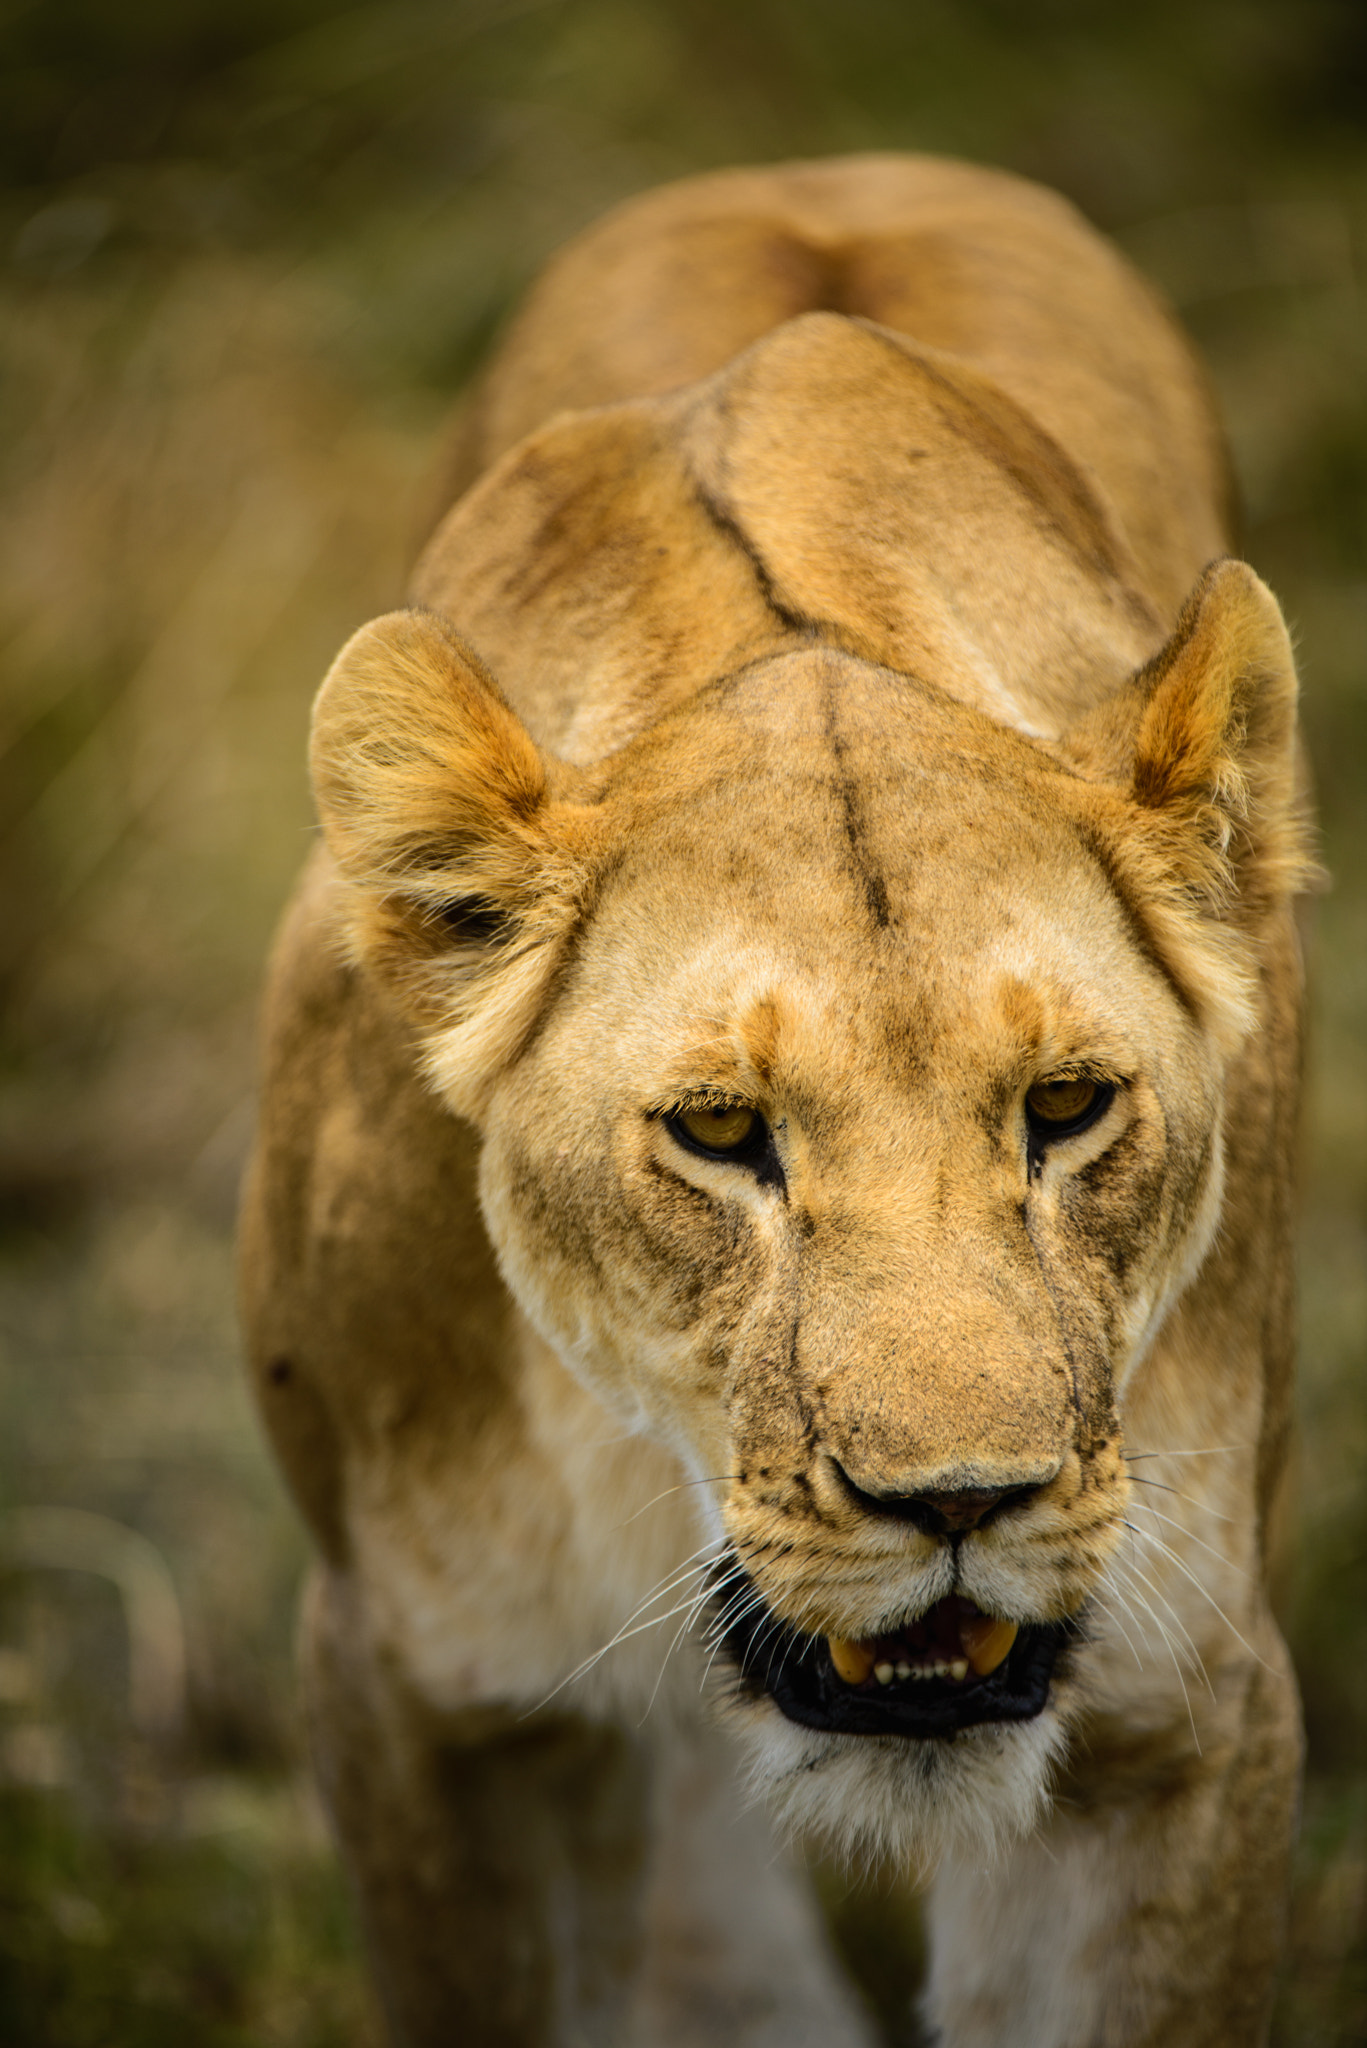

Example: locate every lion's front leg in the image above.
[304,1568,876,2048]
[922,1632,1303,2048]
[305,1568,653,2048]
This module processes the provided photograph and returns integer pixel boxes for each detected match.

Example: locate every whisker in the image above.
[522,1538,727,1717]
[767,1587,818,1679]
[1123,1523,1273,1673]
[1129,1500,1251,1581]
[700,1589,770,1687]
[783,1592,828,1692]
[703,1629,762,1691]
[759,1604,797,1690]
[1093,1580,1146,1672]
[1121,1446,1245,1462]
[704,1558,773,1619]
[702,1582,774,1669]
[1106,1557,1204,1746]
[622,1539,729,1616]
[639,1580,716,1724]
[526,1590,716,1715]
[700,1585,766,1657]
[614,1475,736,1531]
[1126,1474,1237,1524]
[1111,1550,1213,1695]
[591,1560,717,1650]
[1117,1528,1215,1676]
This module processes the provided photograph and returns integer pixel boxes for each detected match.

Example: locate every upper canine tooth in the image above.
[960,1613,1019,1677]
[827,1635,876,1686]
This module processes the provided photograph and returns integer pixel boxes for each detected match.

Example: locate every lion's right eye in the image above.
[1023,1075,1114,1142]
[667,1104,764,1159]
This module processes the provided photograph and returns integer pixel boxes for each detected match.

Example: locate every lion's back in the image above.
[437,154,1231,615]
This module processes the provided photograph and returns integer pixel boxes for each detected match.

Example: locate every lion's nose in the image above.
[830,1460,1039,1536]
[903,1487,1018,1534]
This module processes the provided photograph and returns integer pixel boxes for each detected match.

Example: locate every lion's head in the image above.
[306,315,1306,1865]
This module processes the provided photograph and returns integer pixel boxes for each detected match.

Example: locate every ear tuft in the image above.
[1059,560,1316,1048]
[309,608,596,1116]
[1066,559,1315,919]
[1128,559,1307,898]
[310,609,550,904]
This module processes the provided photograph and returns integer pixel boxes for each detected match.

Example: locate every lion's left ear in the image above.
[1062,559,1313,921]
[309,608,599,1119]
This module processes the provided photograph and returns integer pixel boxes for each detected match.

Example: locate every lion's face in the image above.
[454,648,1225,1852]
[310,547,1300,1861]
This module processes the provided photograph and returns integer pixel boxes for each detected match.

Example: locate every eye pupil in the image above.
[1024,1076,1108,1136]
[674,1105,760,1155]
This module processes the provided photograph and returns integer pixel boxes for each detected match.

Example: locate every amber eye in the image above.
[1024,1076,1111,1139]
[670,1104,762,1157]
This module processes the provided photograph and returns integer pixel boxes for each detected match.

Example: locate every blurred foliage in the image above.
[0,1,1363,2042]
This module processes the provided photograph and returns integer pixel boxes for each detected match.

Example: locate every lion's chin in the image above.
[708,1558,1083,1871]
[728,1697,1072,1875]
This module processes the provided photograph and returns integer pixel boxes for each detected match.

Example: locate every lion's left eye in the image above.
[1024,1076,1113,1141]
[668,1104,764,1158]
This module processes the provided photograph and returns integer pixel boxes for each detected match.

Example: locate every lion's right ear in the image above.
[309,609,598,1118]
[1057,560,1316,1048]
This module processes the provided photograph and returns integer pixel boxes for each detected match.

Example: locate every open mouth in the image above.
[712,1560,1076,1738]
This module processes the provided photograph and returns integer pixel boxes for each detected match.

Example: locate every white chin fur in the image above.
[729,1696,1070,1877]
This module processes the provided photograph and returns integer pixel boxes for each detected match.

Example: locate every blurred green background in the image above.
[0,1,1363,2041]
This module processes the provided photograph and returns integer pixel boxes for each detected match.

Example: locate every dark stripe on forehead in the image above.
[821,671,892,933]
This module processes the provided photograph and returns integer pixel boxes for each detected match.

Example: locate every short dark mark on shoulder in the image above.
[690,478,813,636]
[821,674,892,931]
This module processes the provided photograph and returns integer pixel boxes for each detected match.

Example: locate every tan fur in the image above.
[241,156,1312,2046]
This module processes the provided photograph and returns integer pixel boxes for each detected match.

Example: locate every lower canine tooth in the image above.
[949,1658,968,1681]
[827,1635,876,1686]
[960,1615,1019,1677]
[874,1661,895,1686]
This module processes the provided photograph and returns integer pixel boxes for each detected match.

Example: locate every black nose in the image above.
[831,1461,1035,1536]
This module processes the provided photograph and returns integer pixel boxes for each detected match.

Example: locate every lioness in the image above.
[240,156,1312,2046]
